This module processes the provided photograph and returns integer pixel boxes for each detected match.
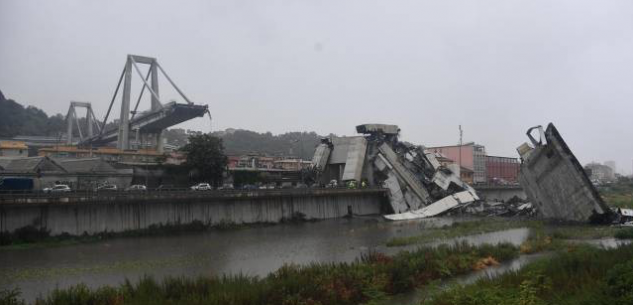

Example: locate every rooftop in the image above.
[39,146,163,156]
[0,141,28,150]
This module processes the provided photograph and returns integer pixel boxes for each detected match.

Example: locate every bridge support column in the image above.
[66,107,73,145]
[156,130,164,154]
[150,62,161,111]
[117,57,132,150]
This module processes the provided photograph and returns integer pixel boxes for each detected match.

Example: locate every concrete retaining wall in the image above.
[0,190,386,235]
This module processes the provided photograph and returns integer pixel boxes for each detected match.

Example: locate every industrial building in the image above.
[0,156,132,190]
[0,141,28,157]
[427,143,487,184]
[585,162,616,183]
[485,155,520,184]
[38,146,163,164]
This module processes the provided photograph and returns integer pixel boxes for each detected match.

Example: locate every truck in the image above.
[0,177,34,191]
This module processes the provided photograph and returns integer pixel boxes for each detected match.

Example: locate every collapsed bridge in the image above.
[310,124,479,220]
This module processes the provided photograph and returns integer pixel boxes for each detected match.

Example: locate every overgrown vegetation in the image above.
[598,177,633,209]
[214,129,325,160]
[614,227,633,239]
[0,288,24,305]
[0,90,66,138]
[180,134,228,186]
[422,243,633,305]
[6,242,518,305]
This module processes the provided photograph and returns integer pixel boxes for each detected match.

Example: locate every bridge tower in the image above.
[65,101,100,145]
[78,55,208,152]
[118,55,166,151]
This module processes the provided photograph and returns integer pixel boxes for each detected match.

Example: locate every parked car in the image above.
[96,184,117,192]
[191,183,212,191]
[43,184,72,193]
[157,184,175,191]
[326,179,338,188]
[217,183,234,190]
[242,184,258,190]
[126,184,147,192]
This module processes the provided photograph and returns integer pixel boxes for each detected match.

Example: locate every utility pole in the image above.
[458,125,463,168]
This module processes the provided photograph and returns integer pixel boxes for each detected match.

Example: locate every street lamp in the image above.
[291,139,304,183]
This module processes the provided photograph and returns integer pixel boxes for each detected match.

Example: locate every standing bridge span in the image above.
[66,55,209,152]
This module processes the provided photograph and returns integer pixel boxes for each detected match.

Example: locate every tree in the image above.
[0,90,66,138]
[181,134,228,186]
[214,129,325,159]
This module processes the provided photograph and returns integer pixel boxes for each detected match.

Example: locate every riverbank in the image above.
[3,242,521,305]
[0,213,310,250]
[423,242,633,305]
[2,216,632,304]
[0,217,571,305]
[385,218,633,248]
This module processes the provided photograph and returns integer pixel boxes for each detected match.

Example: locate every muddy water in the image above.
[0,216,527,303]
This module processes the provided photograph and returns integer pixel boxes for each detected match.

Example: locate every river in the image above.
[0,216,533,303]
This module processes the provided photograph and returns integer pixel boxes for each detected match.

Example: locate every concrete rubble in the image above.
[516,123,614,223]
[309,124,479,220]
[309,122,615,223]
[452,196,536,217]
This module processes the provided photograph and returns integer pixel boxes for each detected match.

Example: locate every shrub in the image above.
[614,227,633,239]
[0,288,25,305]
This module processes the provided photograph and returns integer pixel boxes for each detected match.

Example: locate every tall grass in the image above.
[19,242,518,305]
[423,243,633,305]
[598,179,633,209]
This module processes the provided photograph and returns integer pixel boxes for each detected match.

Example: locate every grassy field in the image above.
[598,178,633,209]
[421,242,633,305]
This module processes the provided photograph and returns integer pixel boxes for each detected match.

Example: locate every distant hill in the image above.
[165,128,329,160]
[214,129,329,160]
[0,90,66,138]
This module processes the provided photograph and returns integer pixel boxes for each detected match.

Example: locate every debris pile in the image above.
[309,124,479,220]
[452,196,535,217]
[309,122,613,223]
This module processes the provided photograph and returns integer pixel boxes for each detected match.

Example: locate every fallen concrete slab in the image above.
[384,190,478,220]
[516,123,613,223]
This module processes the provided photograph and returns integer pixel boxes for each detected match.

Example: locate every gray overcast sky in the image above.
[1,0,632,173]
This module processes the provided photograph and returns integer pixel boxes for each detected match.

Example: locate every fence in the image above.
[0,187,387,205]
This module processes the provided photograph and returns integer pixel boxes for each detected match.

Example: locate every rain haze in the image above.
[1,0,632,173]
